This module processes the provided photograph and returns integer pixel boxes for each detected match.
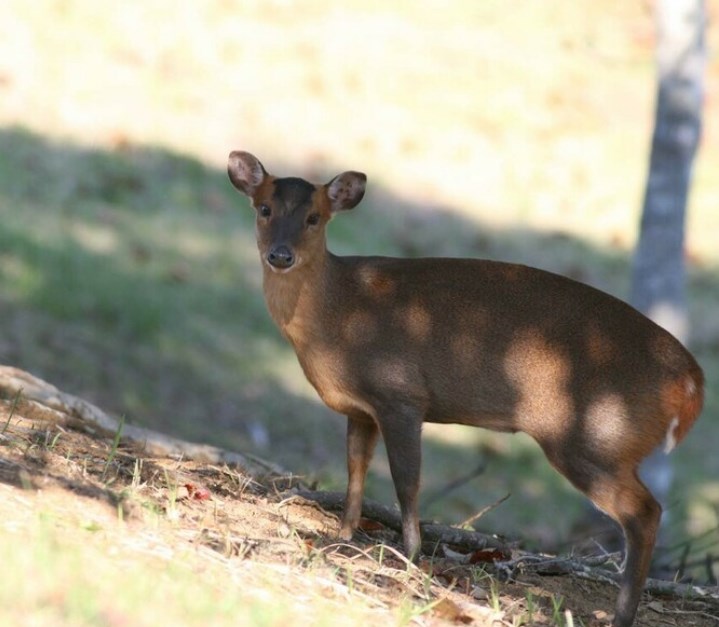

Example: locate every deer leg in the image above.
[339,413,379,541]
[589,472,661,627]
[545,445,660,627]
[377,406,423,559]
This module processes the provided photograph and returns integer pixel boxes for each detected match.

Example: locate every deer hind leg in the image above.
[546,446,661,627]
[339,413,379,541]
[587,470,661,627]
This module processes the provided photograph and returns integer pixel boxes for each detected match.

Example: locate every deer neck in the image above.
[262,250,332,344]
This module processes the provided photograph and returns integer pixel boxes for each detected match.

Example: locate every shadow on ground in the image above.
[0,125,717,562]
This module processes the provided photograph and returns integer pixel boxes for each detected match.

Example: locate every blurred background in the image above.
[0,0,717,562]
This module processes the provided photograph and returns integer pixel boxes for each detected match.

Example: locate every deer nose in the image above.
[267,245,295,269]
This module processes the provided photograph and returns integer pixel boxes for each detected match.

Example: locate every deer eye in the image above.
[306,213,320,226]
[258,204,271,218]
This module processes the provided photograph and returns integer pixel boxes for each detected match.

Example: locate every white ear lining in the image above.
[243,159,264,189]
[228,151,266,196]
[327,172,366,212]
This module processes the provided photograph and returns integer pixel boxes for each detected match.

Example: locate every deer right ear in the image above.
[227,151,268,197]
[326,171,367,213]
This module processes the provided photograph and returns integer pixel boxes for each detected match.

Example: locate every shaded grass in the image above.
[0,124,717,553]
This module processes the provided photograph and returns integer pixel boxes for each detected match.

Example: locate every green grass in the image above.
[0,506,378,627]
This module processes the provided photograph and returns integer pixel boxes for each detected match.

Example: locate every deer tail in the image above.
[664,362,704,453]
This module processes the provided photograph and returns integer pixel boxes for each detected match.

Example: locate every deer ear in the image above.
[227,151,268,197]
[326,171,366,213]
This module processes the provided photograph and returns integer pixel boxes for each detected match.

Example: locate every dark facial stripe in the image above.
[273,177,315,212]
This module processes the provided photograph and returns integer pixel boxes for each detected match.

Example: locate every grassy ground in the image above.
[2,391,717,627]
[0,407,407,627]
[0,0,718,572]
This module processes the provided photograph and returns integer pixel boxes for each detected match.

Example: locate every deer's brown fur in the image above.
[228,151,704,627]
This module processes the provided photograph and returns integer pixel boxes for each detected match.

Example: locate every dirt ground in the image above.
[0,372,717,627]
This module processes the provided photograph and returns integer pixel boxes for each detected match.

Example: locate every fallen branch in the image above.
[0,365,284,478]
[643,576,719,601]
[509,552,719,602]
[458,492,511,529]
[287,488,511,552]
[422,461,487,510]
[284,487,719,611]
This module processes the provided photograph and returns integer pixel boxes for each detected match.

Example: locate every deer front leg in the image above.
[339,413,379,541]
[377,406,423,559]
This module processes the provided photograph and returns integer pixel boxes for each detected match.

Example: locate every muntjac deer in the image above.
[227,151,704,627]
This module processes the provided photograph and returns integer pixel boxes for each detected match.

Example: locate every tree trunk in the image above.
[633,0,705,522]
[630,0,705,341]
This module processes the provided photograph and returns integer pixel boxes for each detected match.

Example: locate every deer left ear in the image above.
[325,171,366,213]
[227,151,268,198]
